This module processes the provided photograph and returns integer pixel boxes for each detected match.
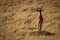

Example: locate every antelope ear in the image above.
[41,9,44,12]
[40,8,44,11]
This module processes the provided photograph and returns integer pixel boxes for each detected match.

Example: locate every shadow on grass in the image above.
[29,31,55,36]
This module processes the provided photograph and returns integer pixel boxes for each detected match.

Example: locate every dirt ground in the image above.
[0,0,60,40]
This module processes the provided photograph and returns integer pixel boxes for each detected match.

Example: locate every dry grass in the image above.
[0,0,60,40]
